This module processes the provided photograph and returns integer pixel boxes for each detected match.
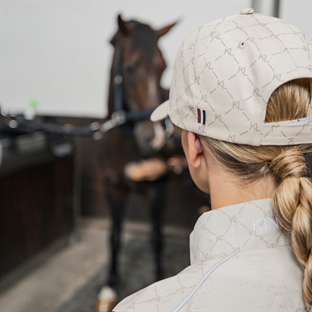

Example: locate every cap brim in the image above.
[150,100,170,122]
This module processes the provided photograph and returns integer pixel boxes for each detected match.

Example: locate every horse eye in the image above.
[125,64,136,75]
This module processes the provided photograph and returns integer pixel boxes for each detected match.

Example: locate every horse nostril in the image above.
[145,136,154,145]
[125,64,136,75]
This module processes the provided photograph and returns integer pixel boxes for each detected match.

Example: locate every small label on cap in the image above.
[240,8,254,15]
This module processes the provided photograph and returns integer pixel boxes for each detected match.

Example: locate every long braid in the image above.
[267,79,312,310]
[270,149,312,310]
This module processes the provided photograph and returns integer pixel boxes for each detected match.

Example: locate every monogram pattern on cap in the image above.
[168,14,312,146]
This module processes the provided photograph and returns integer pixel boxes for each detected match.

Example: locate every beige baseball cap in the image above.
[151,8,312,146]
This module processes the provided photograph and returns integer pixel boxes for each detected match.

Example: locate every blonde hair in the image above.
[200,78,312,311]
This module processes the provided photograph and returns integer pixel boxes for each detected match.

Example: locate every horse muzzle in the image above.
[134,121,167,156]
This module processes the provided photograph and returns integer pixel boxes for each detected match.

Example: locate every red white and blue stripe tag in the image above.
[197,108,206,125]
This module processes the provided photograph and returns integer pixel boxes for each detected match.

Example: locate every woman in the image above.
[114,8,312,311]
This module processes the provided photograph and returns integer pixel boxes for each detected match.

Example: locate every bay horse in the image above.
[97,15,179,311]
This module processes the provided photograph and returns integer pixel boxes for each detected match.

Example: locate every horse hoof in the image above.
[96,286,118,312]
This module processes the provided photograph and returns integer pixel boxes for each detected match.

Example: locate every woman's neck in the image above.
[205,152,278,210]
[209,174,277,210]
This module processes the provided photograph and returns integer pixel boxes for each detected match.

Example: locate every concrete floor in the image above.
[0,218,190,312]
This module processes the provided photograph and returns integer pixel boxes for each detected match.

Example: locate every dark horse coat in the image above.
[99,15,181,298]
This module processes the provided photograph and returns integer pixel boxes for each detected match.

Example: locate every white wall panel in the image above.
[1,1,250,118]
[2,1,311,118]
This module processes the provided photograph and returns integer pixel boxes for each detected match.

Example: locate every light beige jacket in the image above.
[114,199,306,311]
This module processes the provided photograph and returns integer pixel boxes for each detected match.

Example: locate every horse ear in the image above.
[118,14,130,36]
[156,21,178,39]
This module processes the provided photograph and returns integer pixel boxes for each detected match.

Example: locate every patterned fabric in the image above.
[151,9,312,146]
[114,199,306,311]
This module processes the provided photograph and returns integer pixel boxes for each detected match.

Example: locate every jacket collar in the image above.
[190,199,291,264]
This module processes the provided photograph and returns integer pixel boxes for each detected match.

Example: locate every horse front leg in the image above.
[107,186,127,289]
[148,178,166,281]
[97,186,127,312]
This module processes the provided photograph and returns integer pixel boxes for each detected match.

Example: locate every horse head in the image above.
[109,15,176,156]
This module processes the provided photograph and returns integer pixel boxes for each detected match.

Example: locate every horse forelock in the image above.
[130,24,158,69]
